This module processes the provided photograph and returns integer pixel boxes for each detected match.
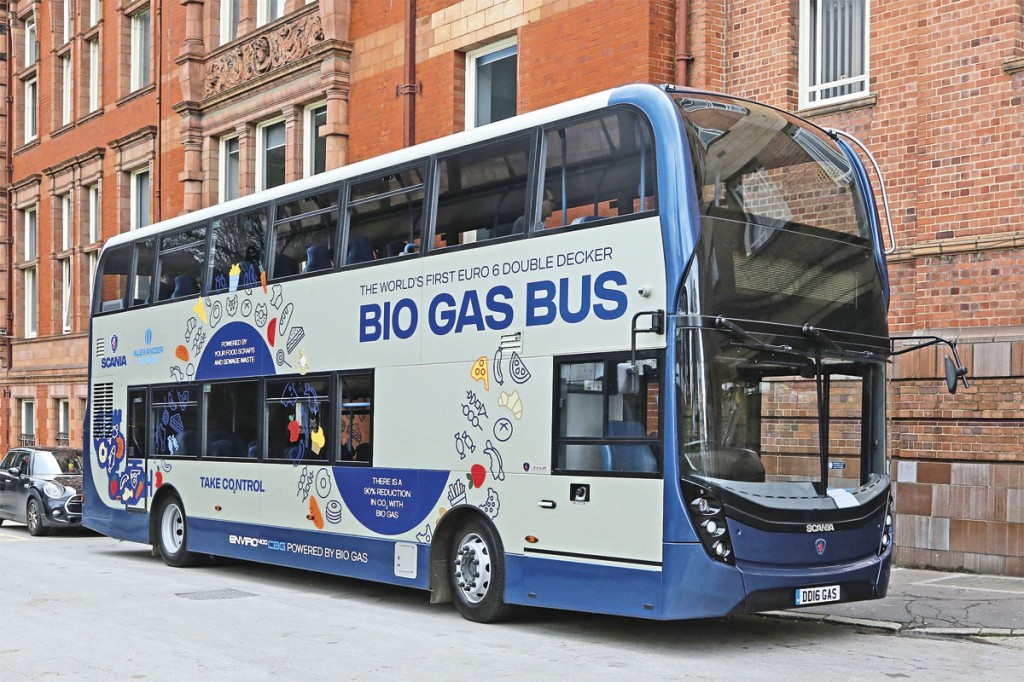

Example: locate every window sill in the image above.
[798,93,878,119]
[14,139,41,155]
[78,108,104,125]
[51,122,75,139]
[116,83,156,108]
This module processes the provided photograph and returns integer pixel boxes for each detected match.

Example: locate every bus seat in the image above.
[571,215,601,225]
[247,441,259,458]
[210,439,236,458]
[346,236,375,264]
[602,421,657,473]
[354,443,372,462]
[274,253,298,278]
[171,275,199,299]
[304,245,332,273]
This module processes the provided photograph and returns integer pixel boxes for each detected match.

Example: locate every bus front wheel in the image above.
[156,494,198,567]
[449,518,512,623]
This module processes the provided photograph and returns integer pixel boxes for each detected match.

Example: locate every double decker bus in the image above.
[84,83,953,622]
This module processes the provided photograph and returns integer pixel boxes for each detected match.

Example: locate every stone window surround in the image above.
[109,126,156,235]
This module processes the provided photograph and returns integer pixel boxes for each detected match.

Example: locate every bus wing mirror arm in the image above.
[619,310,665,395]
[890,335,969,394]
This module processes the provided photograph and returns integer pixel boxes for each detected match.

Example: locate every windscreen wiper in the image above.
[801,324,879,360]
[713,316,799,355]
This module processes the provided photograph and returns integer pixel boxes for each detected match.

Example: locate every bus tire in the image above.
[449,517,512,623]
[27,498,49,536]
[155,494,198,567]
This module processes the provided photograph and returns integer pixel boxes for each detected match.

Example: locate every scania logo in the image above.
[815,538,827,555]
[110,335,119,352]
[806,523,835,533]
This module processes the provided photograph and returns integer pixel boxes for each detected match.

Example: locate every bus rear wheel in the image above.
[449,518,512,623]
[156,494,198,567]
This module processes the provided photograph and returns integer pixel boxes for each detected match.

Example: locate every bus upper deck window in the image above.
[94,243,133,313]
[210,208,268,293]
[346,166,425,265]
[270,190,339,280]
[540,109,656,230]
[157,225,207,302]
[434,134,531,249]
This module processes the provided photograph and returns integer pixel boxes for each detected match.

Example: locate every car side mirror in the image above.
[8,467,21,477]
[944,355,969,394]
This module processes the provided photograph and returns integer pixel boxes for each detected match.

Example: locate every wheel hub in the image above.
[454,533,491,604]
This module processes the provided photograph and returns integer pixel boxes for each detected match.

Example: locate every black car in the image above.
[0,447,84,536]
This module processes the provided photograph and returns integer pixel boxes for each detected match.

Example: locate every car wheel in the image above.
[27,498,49,537]
[156,494,198,567]
[449,517,512,623]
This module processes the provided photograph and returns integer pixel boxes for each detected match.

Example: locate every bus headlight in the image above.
[878,496,895,556]
[683,482,734,565]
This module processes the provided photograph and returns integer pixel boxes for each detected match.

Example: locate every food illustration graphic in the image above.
[498,390,523,419]
[483,440,505,481]
[509,351,531,384]
[468,463,487,489]
[492,347,505,385]
[308,496,325,529]
[193,298,207,324]
[470,356,489,391]
[325,499,343,525]
[310,426,326,455]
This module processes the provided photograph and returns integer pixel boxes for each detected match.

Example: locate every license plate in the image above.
[795,585,840,606]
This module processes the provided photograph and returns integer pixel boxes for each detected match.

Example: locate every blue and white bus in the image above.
[84,83,946,622]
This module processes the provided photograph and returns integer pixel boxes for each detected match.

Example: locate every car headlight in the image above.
[43,481,66,498]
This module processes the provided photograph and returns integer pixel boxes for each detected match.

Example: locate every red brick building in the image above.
[0,0,1020,574]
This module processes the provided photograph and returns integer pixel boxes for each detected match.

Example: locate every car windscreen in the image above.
[33,451,83,476]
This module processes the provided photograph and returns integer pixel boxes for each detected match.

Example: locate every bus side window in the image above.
[209,208,268,293]
[157,224,207,302]
[540,109,657,230]
[265,376,331,463]
[93,243,133,313]
[346,166,425,266]
[205,380,260,459]
[270,189,338,280]
[433,134,531,249]
[151,384,199,457]
[339,372,373,465]
[131,239,156,307]
[127,388,148,458]
[553,357,661,474]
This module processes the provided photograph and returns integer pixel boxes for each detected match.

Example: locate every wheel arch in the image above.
[428,506,500,605]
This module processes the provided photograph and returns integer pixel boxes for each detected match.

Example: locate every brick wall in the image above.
[701,0,1023,575]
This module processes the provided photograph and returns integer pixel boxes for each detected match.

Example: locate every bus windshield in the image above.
[678,332,886,496]
[675,94,889,505]
[677,93,872,244]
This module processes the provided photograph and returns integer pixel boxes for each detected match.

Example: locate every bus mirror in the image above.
[617,362,640,395]
[944,355,968,394]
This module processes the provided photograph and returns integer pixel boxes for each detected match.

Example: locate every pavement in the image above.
[762,566,1024,637]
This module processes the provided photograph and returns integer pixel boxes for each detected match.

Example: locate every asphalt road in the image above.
[2,524,1021,681]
